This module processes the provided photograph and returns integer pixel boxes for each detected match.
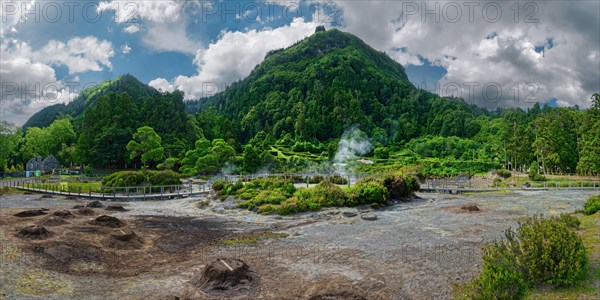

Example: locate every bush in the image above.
[383,174,419,200]
[553,213,580,229]
[496,169,512,179]
[102,171,146,187]
[147,171,182,186]
[459,215,588,298]
[212,181,225,191]
[373,147,390,159]
[583,195,600,215]
[347,180,389,206]
[296,182,347,207]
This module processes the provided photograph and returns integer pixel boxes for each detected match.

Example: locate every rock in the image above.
[342,212,357,218]
[90,215,124,228]
[361,213,377,221]
[86,201,105,208]
[16,225,53,239]
[13,209,47,218]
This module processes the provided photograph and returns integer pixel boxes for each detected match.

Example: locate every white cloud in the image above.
[0,37,111,126]
[0,0,35,37]
[156,18,318,99]
[121,43,132,54]
[36,36,115,74]
[124,24,140,34]
[148,78,174,93]
[331,0,600,108]
[98,0,200,54]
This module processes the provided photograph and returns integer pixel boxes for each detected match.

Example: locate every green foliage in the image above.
[212,181,225,191]
[528,161,547,181]
[373,147,390,159]
[408,136,484,160]
[127,126,165,168]
[460,215,588,299]
[180,138,236,175]
[347,179,389,206]
[553,213,581,229]
[0,121,23,172]
[297,182,347,207]
[583,195,600,215]
[495,169,512,179]
[102,170,181,187]
[383,174,419,200]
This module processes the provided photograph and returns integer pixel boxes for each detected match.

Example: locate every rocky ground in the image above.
[0,190,597,299]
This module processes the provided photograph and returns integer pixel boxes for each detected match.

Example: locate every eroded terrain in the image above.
[1,190,597,299]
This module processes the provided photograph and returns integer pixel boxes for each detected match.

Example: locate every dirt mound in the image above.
[87,201,105,208]
[38,216,69,226]
[308,292,367,300]
[53,210,75,218]
[72,205,85,209]
[103,230,144,250]
[40,194,54,199]
[105,205,129,211]
[16,225,53,239]
[14,209,47,217]
[90,215,124,228]
[76,207,96,215]
[461,204,480,212]
[65,195,78,200]
[193,258,259,292]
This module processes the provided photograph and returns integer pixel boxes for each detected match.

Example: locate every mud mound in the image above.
[461,204,480,212]
[40,194,54,199]
[77,207,96,216]
[90,215,124,228]
[86,201,105,208]
[16,225,53,239]
[53,210,75,219]
[38,216,69,227]
[194,258,259,292]
[14,209,47,217]
[103,230,143,250]
[308,292,367,300]
[105,205,129,211]
[65,195,78,200]
[72,205,85,209]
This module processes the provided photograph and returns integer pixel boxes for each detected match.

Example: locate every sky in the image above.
[1,0,599,126]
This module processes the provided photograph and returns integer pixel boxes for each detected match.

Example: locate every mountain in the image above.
[198,28,484,143]
[23,74,159,129]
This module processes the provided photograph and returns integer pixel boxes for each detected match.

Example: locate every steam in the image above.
[333,127,372,175]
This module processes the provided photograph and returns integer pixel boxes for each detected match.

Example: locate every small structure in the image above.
[26,155,61,172]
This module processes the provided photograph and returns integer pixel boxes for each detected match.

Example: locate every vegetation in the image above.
[583,195,600,215]
[102,170,181,187]
[456,215,589,299]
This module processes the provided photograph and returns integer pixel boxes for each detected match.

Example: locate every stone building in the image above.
[26,155,60,172]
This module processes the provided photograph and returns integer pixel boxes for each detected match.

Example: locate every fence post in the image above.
[161,186,164,200]
[89,187,92,197]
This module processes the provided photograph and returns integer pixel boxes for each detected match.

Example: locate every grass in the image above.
[29,181,102,193]
[525,212,600,299]
[220,232,288,246]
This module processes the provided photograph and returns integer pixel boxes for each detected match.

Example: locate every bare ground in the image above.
[1,190,597,299]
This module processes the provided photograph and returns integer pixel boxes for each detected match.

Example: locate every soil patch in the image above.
[105,205,129,211]
[53,210,75,219]
[65,195,78,200]
[193,258,259,292]
[461,204,480,212]
[16,225,53,239]
[40,195,54,199]
[14,209,47,218]
[90,215,124,228]
[86,201,105,208]
[308,292,367,300]
[76,207,96,216]
[38,216,69,227]
[103,230,144,250]
[31,240,106,274]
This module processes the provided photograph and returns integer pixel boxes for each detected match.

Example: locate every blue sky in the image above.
[1,1,599,125]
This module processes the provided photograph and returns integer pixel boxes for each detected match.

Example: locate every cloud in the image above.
[148,78,174,93]
[0,0,35,38]
[331,0,600,108]
[98,0,200,54]
[0,37,111,126]
[121,43,131,54]
[155,18,318,99]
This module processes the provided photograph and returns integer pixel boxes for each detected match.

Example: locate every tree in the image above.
[0,121,23,172]
[126,126,165,172]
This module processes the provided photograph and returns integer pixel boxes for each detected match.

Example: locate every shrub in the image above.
[296,182,347,207]
[496,169,512,179]
[459,215,588,299]
[373,147,390,159]
[147,171,181,186]
[383,174,419,200]
[583,195,600,215]
[102,171,145,187]
[212,181,225,191]
[553,213,580,229]
[347,180,389,206]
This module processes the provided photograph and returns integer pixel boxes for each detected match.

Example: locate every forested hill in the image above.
[197,28,486,143]
[23,74,158,129]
